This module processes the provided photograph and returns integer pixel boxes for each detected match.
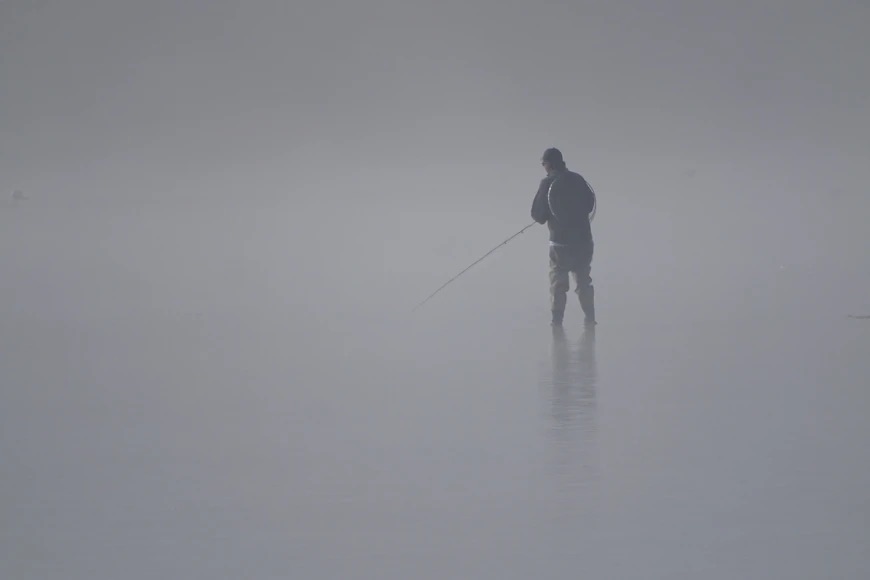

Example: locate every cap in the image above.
[542,148,564,164]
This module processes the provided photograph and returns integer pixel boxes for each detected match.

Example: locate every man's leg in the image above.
[572,242,595,325]
[549,246,569,325]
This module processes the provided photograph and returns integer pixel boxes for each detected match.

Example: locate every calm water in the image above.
[2,205,868,579]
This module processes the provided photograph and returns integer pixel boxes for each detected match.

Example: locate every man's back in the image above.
[531,169,595,246]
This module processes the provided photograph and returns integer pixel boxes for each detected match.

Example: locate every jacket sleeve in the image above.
[530,178,550,224]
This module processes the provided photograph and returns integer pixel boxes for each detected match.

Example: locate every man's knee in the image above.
[551,280,569,294]
[550,271,569,294]
[572,269,592,290]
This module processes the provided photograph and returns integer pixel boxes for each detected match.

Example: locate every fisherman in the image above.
[531,148,596,327]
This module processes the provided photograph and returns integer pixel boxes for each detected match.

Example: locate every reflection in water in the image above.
[543,326,598,501]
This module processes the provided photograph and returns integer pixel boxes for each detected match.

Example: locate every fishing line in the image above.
[411,221,537,312]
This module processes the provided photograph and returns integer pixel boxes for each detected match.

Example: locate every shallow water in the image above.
[1,205,868,579]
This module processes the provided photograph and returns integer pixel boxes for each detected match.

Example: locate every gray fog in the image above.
[2,1,869,578]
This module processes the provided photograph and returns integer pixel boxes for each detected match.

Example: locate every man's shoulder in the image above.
[537,175,554,191]
[540,172,562,186]
[564,170,593,190]
[543,170,581,187]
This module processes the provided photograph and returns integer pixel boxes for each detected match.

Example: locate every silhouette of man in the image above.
[531,148,597,326]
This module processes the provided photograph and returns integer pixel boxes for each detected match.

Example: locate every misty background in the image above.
[2,1,869,579]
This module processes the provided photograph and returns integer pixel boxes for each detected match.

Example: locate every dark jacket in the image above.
[531,167,595,246]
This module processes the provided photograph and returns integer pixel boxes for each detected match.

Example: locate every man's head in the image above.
[541,147,566,174]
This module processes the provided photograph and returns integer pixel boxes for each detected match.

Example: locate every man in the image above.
[530,148,596,327]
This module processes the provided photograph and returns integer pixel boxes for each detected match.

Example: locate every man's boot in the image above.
[578,285,596,326]
[551,310,564,326]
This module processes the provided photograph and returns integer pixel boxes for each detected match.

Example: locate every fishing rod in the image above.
[411,221,538,312]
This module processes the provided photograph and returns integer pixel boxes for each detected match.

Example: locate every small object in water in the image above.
[847,314,870,319]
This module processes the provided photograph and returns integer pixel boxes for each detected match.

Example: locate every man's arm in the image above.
[530,178,550,224]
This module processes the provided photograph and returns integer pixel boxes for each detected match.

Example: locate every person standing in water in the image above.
[531,148,597,327]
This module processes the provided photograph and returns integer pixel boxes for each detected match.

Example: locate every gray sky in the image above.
[2,0,868,204]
